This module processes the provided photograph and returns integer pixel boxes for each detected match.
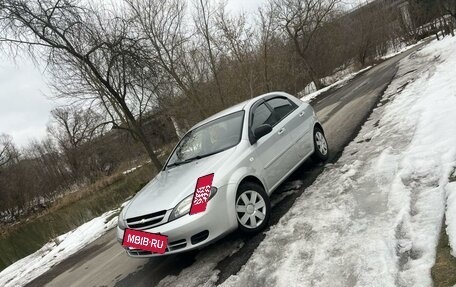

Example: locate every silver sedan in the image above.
[117,91,328,256]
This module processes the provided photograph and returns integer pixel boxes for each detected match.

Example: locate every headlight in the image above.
[117,207,127,230]
[169,187,218,221]
[169,194,193,221]
[208,186,218,200]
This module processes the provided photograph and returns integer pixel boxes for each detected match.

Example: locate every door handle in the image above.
[278,128,286,135]
[299,111,305,117]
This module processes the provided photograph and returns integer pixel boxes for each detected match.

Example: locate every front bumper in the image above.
[116,184,238,257]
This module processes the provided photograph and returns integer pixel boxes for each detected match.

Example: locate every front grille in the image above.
[126,210,167,229]
[126,239,187,256]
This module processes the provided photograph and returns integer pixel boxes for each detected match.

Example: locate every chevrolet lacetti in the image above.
[117,91,329,256]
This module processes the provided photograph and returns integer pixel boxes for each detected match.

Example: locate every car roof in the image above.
[190,91,293,130]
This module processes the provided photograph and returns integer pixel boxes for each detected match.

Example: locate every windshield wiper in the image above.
[166,155,203,169]
[166,151,219,169]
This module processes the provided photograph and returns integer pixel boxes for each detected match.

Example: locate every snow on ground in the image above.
[156,240,244,287]
[122,165,142,175]
[0,209,119,287]
[153,179,303,287]
[299,65,372,103]
[220,36,456,287]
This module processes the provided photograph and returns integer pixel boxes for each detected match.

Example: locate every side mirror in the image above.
[253,124,273,142]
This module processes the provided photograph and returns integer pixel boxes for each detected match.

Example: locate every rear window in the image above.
[266,97,296,122]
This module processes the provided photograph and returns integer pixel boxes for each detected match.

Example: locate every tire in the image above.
[311,126,329,163]
[235,182,271,234]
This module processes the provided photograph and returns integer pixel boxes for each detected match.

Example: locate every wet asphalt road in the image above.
[26,42,426,287]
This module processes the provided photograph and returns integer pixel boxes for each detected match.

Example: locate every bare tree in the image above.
[215,5,257,99]
[440,0,456,20]
[128,0,250,119]
[193,0,226,106]
[48,107,106,177]
[346,2,398,67]
[0,0,163,170]
[0,134,19,168]
[258,3,278,93]
[271,0,340,90]
[126,0,210,119]
[49,107,105,149]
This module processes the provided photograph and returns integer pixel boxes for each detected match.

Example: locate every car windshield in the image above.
[166,111,245,168]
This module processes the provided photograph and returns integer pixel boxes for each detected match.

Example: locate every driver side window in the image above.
[251,103,274,131]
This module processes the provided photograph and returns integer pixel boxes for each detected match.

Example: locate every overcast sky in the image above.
[0,0,361,148]
[0,56,55,147]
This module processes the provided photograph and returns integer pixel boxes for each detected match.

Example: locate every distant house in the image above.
[346,0,411,25]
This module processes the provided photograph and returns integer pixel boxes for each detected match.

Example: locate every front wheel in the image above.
[311,127,329,162]
[235,182,271,234]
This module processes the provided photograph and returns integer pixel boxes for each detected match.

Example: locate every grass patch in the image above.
[0,164,154,271]
[431,217,456,287]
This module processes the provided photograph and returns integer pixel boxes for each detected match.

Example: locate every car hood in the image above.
[124,147,236,219]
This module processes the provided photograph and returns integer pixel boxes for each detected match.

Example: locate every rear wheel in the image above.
[235,182,271,234]
[311,127,329,162]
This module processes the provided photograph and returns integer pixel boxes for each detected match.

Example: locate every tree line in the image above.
[0,0,454,221]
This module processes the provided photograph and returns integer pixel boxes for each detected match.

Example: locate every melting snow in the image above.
[0,210,119,287]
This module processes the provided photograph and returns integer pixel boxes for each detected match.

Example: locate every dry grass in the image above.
[431,169,456,286]
[431,218,456,287]
[0,160,155,237]
[0,163,156,270]
[0,149,169,236]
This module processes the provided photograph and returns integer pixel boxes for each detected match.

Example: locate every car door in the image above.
[264,97,303,172]
[269,97,314,163]
[250,99,297,191]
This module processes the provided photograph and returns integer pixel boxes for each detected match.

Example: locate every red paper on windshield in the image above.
[122,228,168,254]
[190,174,214,215]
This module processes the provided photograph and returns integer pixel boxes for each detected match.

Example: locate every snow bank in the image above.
[379,40,423,60]
[0,210,119,287]
[221,36,456,287]
[299,66,372,103]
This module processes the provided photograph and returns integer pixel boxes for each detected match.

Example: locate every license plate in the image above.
[122,228,168,254]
